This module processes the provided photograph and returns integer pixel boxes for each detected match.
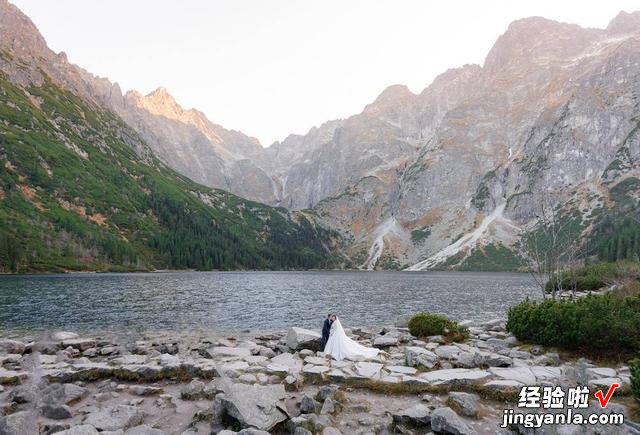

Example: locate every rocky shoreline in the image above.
[0,319,638,435]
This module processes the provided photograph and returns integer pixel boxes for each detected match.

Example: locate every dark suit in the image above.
[321,318,331,351]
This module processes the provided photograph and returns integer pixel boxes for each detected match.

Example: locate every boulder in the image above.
[0,340,26,355]
[299,394,318,414]
[83,405,145,431]
[320,397,336,414]
[447,392,480,417]
[386,365,417,375]
[62,338,96,351]
[41,403,73,420]
[0,411,36,434]
[217,380,288,431]
[316,385,340,402]
[56,425,100,435]
[489,367,536,385]
[286,328,322,351]
[373,335,398,348]
[392,403,431,426]
[405,347,438,369]
[354,362,383,379]
[431,407,476,435]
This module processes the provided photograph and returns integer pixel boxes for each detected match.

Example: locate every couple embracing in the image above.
[320,313,380,361]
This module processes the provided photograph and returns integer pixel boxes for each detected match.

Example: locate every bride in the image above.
[323,314,380,361]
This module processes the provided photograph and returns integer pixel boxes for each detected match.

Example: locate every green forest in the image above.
[0,73,340,273]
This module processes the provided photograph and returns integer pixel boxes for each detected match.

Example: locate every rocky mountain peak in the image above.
[0,0,49,59]
[606,11,640,35]
[363,84,416,117]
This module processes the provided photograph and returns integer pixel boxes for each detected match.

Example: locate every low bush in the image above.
[631,359,640,403]
[408,312,469,342]
[506,293,640,356]
[545,261,640,293]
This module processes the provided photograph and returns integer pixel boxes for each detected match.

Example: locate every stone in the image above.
[84,405,145,431]
[180,380,210,400]
[206,346,251,358]
[392,403,431,426]
[304,356,328,365]
[56,425,100,435]
[0,339,26,355]
[302,364,330,376]
[489,367,536,385]
[354,362,383,379]
[52,331,80,341]
[300,394,318,414]
[586,367,617,379]
[125,425,166,435]
[435,345,461,359]
[482,352,512,367]
[316,385,340,402]
[447,392,480,417]
[62,338,96,351]
[217,380,288,431]
[286,327,322,351]
[373,335,398,347]
[420,369,491,386]
[0,368,27,385]
[589,377,622,389]
[405,347,438,369]
[238,373,257,383]
[320,397,336,414]
[270,353,302,373]
[321,428,341,435]
[431,407,476,435]
[483,380,524,393]
[386,365,417,375]
[41,403,73,420]
[130,386,163,396]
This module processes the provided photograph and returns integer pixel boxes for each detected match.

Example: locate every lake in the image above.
[0,271,539,332]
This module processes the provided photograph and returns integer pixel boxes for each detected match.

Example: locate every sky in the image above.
[12,0,640,146]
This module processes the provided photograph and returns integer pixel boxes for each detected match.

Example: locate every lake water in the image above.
[0,271,539,332]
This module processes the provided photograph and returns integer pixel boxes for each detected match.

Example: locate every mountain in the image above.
[0,0,341,273]
[303,13,640,270]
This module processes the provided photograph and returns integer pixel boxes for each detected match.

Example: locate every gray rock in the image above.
[0,411,36,435]
[316,384,339,402]
[125,425,166,435]
[446,392,480,417]
[55,425,100,435]
[320,398,336,415]
[420,368,491,386]
[130,386,163,396]
[205,346,251,358]
[41,403,73,419]
[373,335,398,347]
[405,346,438,369]
[217,380,288,431]
[299,394,318,414]
[431,407,476,435]
[0,340,26,355]
[392,403,431,426]
[294,428,313,435]
[286,327,322,351]
[180,380,209,400]
[84,405,145,431]
[321,428,341,435]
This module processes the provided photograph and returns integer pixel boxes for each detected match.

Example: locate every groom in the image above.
[321,313,333,351]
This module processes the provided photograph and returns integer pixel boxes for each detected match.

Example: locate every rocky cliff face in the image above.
[302,14,640,269]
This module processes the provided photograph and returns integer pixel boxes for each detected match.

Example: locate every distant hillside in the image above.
[0,68,341,273]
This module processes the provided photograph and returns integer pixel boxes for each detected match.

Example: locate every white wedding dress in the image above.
[323,317,380,361]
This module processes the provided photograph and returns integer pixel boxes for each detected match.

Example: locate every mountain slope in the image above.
[304,13,640,270]
[0,0,341,273]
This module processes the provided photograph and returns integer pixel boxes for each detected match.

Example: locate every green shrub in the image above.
[631,359,640,403]
[408,312,469,342]
[506,294,640,355]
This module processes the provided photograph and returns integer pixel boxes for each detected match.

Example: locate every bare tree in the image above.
[518,193,585,300]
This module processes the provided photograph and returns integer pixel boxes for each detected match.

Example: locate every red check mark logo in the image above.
[594,383,620,408]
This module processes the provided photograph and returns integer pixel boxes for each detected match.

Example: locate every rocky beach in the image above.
[0,318,638,435]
